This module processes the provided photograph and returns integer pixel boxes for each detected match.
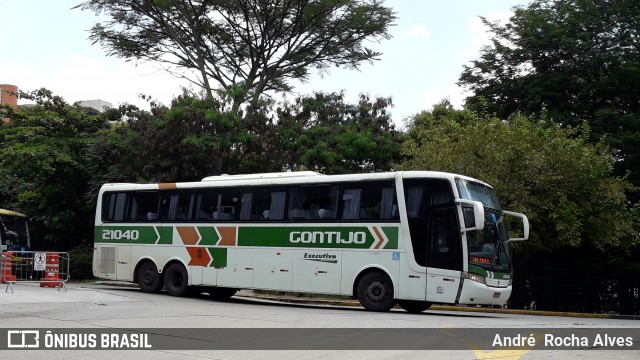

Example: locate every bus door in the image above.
[404,179,462,304]
[425,207,462,304]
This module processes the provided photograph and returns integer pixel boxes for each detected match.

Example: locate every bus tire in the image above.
[164,263,188,297]
[398,300,432,313]
[137,262,163,293]
[207,287,238,301]
[356,271,396,312]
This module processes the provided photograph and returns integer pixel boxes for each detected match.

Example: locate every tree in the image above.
[0,89,109,250]
[399,102,640,313]
[458,0,640,191]
[76,0,396,113]
[86,91,244,187]
[401,102,638,251]
[275,92,403,174]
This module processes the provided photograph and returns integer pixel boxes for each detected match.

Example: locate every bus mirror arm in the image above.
[456,200,485,232]
[503,210,529,242]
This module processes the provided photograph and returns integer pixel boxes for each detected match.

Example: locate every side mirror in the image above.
[504,210,529,242]
[456,199,485,232]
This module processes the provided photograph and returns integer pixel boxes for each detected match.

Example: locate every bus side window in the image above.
[340,182,397,221]
[160,192,192,222]
[289,185,339,221]
[103,192,132,222]
[131,191,160,222]
[341,189,362,220]
[212,189,239,221]
[194,190,216,221]
[239,188,286,221]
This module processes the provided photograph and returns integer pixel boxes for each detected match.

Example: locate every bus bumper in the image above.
[458,279,512,306]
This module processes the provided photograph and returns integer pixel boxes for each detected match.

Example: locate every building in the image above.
[77,99,113,113]
[1,84,18,122]
[1,84,113,120]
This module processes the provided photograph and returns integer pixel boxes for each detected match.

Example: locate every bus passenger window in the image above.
[211,190,239,221]
[289,185,339,221]
[160,193,192,221]
[239,188,286,221]
[131,192,160,222]
[341,182,398,221]
[103,192,132,222]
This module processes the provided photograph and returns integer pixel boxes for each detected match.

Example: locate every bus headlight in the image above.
[466,273,485,284]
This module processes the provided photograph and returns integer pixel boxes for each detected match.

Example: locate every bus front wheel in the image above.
[398,300,432,313]
[356,271,396,312]
[137,262,163,293]
[164,263,188,296]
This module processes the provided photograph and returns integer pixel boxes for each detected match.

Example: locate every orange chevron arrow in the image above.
[177,226,200,245]
[216,226,237,246]
[186,247,211,266]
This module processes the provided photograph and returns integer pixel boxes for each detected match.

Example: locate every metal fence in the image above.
[1,251,70,293]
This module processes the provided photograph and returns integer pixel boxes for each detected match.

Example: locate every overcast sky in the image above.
[0,0,529,125]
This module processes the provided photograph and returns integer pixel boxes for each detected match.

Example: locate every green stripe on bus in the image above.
[237,226,399,249]
[381,227,399,249]
[95,226,159,244]
[156,227,173,244]
[208,247,227,267]
[95,225,400,250]
[198,227,220,245]
[468,264,512,279]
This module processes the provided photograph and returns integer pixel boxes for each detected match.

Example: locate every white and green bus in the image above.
[93,171,528,312]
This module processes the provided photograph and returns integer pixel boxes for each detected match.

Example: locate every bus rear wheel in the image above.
[164,263,188,296]
[137,262,163,293]
[398,300,432,313]
[357,271,396,312]
[207,287,238,301]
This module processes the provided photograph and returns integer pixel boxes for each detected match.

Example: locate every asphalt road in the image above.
[0,282,638,360]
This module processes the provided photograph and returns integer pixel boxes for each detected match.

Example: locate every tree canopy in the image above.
[400,102,638,253]
[77,0,396,112]
[275,92,402,173]
[0,89,109,249]
[458,0,640,190]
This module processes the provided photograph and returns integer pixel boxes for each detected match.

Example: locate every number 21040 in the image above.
[102,229,140,241]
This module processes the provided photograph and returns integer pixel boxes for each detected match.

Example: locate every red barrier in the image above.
[40,253,62,288]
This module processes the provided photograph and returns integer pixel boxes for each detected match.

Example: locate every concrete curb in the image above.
[90,281,640,320]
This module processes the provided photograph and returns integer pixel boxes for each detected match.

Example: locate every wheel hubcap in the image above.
[367,280,386,303]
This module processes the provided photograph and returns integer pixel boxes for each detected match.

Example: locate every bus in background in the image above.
[0,209,31,252]
[93,171,529,312]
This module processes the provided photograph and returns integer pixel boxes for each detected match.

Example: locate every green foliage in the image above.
[0,89,110,250]
[276,92,404,174]
[400,102,639,252]
[86,91,243,187]
[459,0,640,192]
[67,243,94,280]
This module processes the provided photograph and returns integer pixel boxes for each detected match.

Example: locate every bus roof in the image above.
[202,171,323,182]
[98,171,491,192]
[0,209,27,217]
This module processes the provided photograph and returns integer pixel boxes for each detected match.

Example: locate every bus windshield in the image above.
[0,210,31,251]
[455,179,511,271]
[455,178,502,211]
